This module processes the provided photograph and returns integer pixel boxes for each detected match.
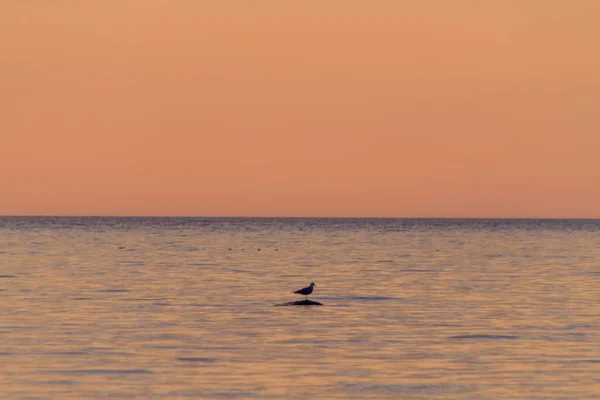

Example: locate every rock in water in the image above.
[274,299,323,306]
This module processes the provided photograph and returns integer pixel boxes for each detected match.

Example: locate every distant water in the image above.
[1,217,599,399]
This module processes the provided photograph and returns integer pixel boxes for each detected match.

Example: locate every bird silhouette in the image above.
[294,282,316,300]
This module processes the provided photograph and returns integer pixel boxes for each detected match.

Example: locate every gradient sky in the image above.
[1,1,599,217]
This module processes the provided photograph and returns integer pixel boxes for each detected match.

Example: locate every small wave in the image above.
[569,360,600,364]
[0,275,18,278]
[176,357,217,363]
[96,289,129,293]
[339,383,468,394]
[351,296,398,301]
[188,263,218,267]
[319,295,400,302]
[46,380,76,385]
[450,334,519,340]
[118,298,167,301]
[59,369,154,375]
[402,269,435,273]
[168,390,255,398]
[185,303,230,308]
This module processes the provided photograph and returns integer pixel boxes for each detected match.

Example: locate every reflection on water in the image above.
[1,217,600,399]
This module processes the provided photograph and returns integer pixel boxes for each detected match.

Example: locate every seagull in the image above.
[294,282,316,300]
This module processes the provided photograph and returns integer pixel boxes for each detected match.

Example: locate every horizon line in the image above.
[1,215,599,220]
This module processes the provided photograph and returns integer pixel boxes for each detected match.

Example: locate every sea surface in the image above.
[1,217,599,399]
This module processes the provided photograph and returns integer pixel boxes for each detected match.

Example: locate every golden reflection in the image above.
[1,218,599,398]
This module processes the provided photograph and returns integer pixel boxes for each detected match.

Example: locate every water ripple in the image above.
[176,357,218,363]
[450,334,520,340]
[57,369,154,375]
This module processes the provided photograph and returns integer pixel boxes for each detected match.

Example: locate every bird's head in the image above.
[310,282,315,287]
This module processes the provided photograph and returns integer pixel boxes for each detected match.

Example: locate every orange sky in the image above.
[1,1,599,217]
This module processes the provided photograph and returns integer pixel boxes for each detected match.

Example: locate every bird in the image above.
[294,282,316,300]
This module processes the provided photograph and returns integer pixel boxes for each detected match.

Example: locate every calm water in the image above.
[1,217,599,399]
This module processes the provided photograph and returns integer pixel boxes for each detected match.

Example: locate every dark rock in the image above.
[274,300,323,306]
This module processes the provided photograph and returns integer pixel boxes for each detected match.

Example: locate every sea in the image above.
[1,217,599,399]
